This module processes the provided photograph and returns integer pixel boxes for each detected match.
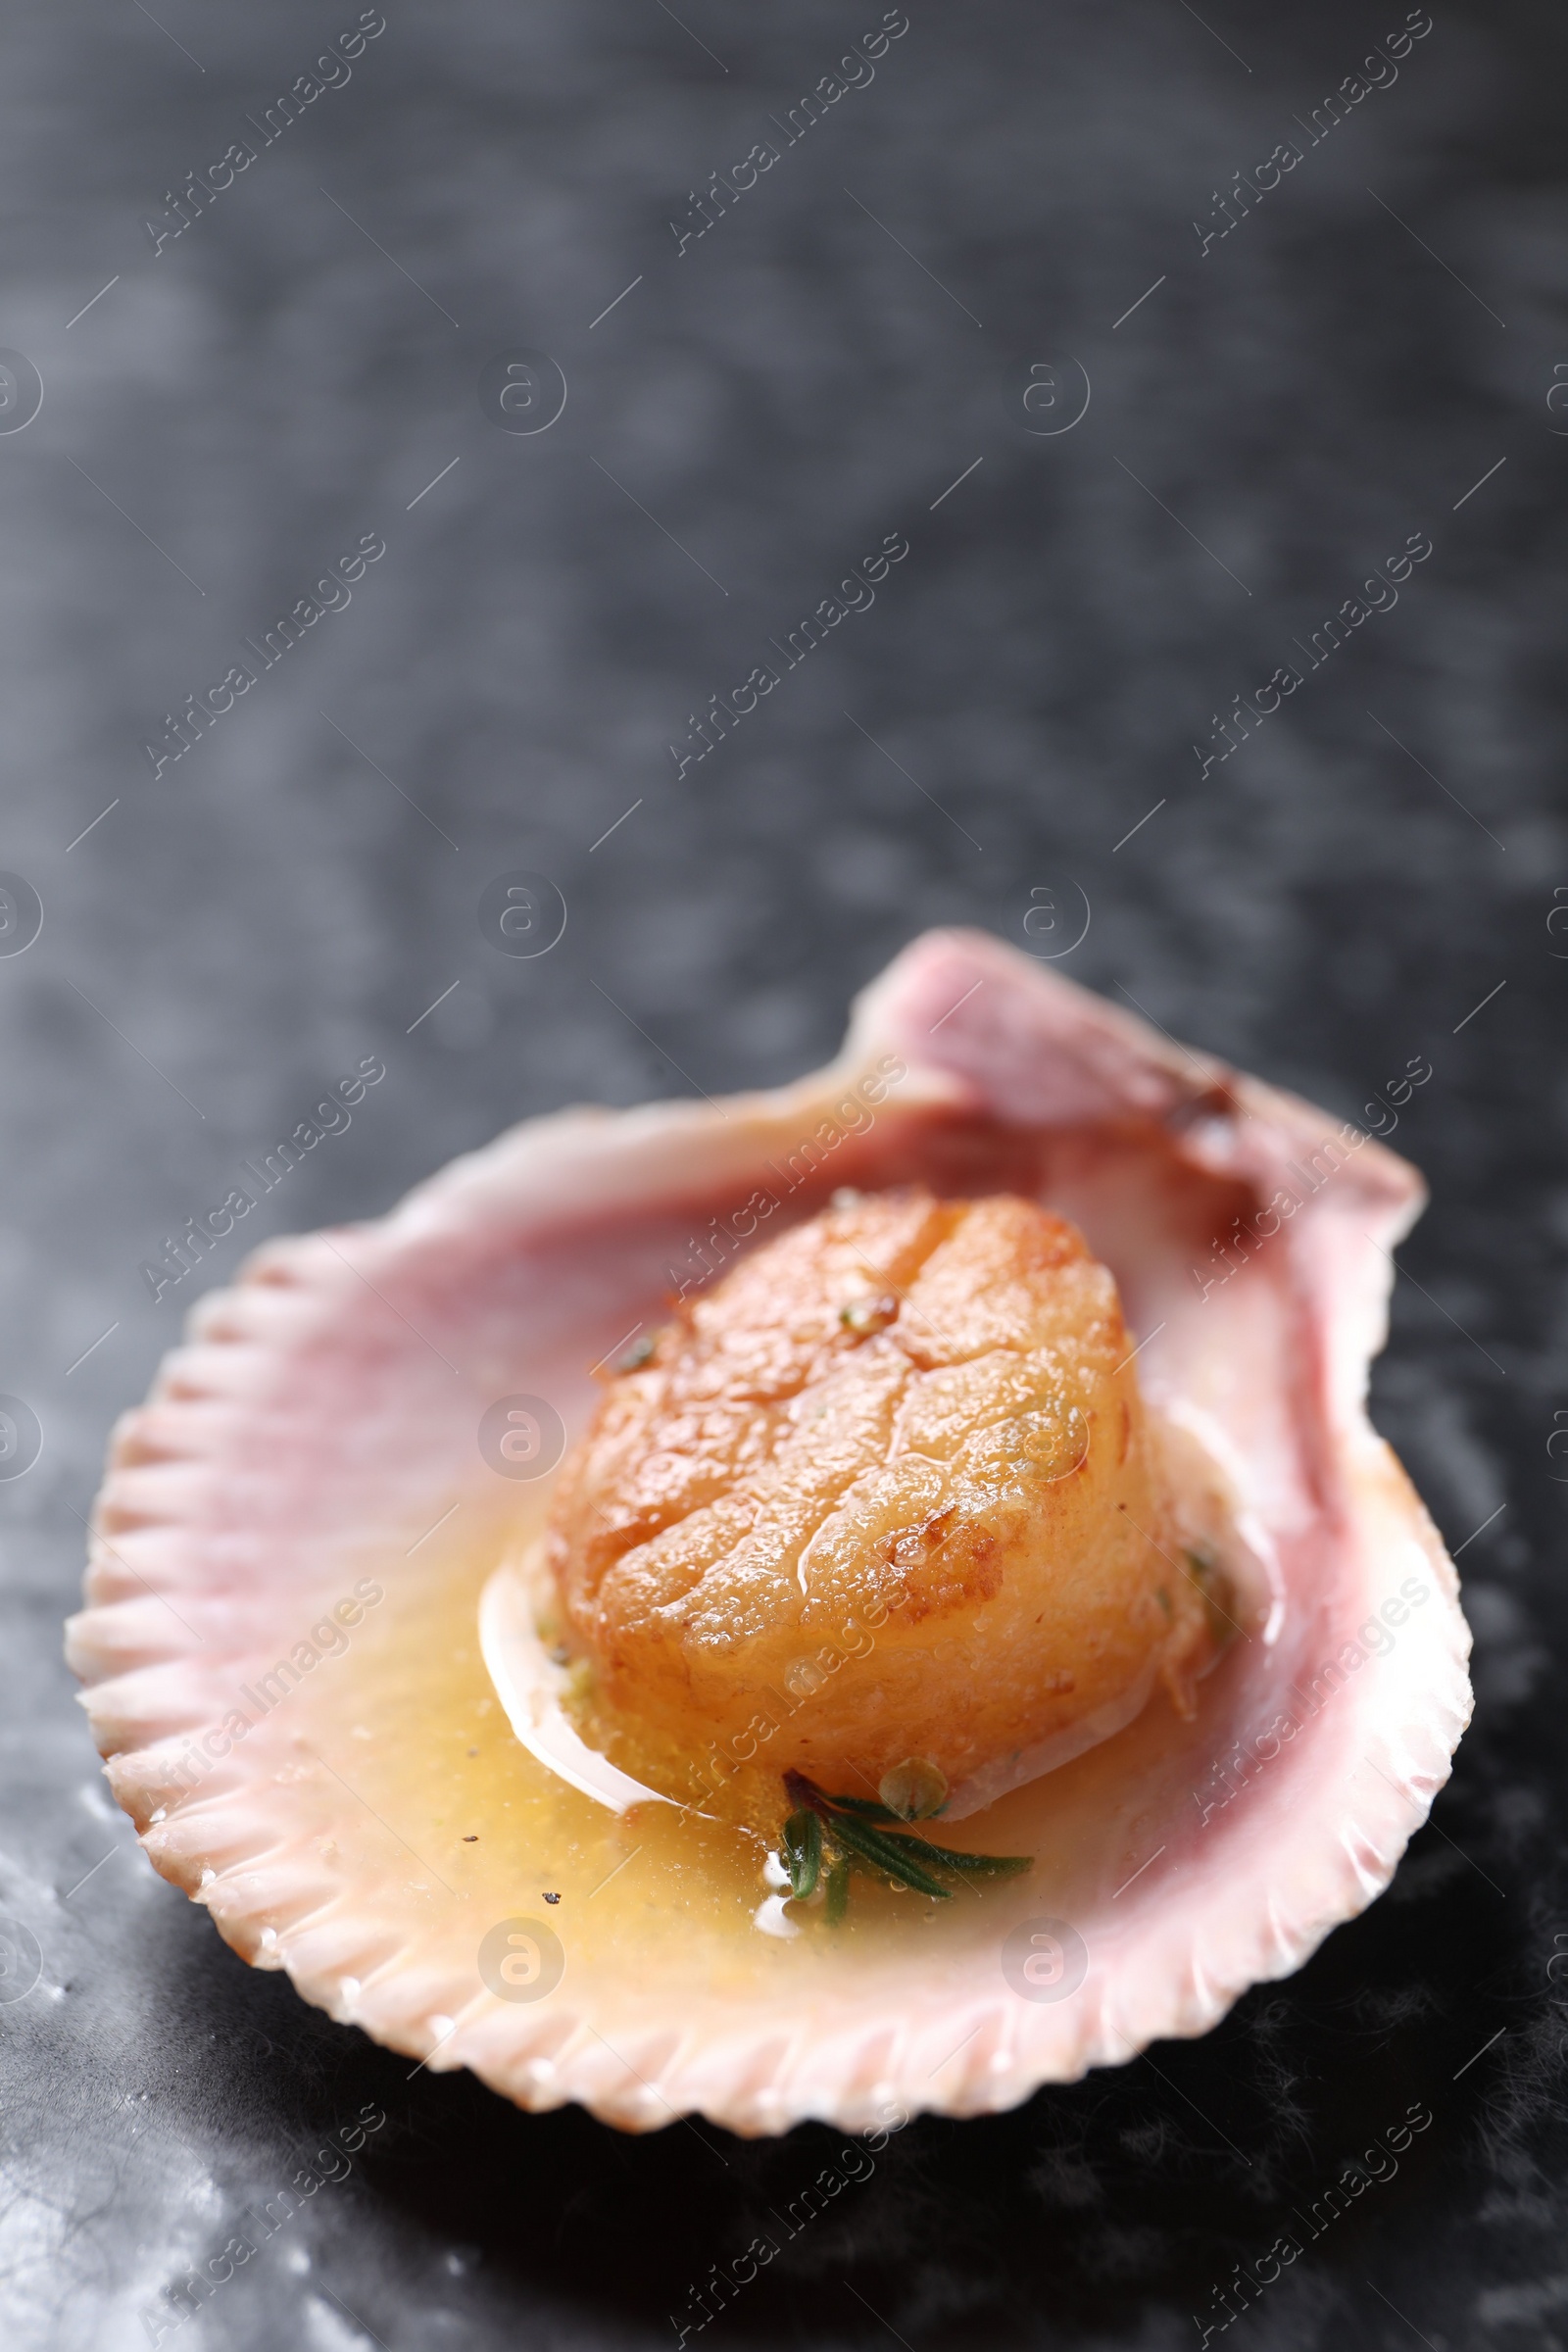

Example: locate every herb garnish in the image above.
[1184,1545,1241,1649]
[780,1771,1031,1917]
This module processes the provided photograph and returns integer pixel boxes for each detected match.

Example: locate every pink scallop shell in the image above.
[67,929,1472,2135]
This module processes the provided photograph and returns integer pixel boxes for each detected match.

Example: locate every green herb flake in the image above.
[781,1808,821,1900]
[839,1294,898,1336]
[878,1757,949,1821]
[823,1791,902,1822]
[1184,1545,1241,1649]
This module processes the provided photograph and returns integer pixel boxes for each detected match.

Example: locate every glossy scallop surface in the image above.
[545,1187,1213,1825]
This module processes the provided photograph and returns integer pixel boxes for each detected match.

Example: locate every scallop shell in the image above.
[67,928,1472,2135]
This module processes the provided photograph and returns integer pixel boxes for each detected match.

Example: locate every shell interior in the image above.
[67,929,1472,2135]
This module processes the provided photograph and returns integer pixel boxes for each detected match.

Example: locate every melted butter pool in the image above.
[270,1480,1246,2034]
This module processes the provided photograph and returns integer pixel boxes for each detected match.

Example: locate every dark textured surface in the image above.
[1,1,1565,2345]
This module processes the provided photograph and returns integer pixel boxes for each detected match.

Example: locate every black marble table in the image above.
[1,0,1563,2344]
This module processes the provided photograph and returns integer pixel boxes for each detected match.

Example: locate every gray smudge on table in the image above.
[1,0,1564,2345]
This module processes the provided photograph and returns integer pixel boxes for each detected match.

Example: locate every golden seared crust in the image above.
[546,1189,1210,1816]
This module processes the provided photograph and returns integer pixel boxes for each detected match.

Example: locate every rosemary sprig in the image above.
[822,1792,903,1823]
[818,1809,955,1901]
[781,1808,822,1899]
[893,1838,1033,1878]
[781,1771,1032,1918]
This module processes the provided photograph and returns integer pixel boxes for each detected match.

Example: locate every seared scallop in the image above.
[547,1189,1214,1821]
